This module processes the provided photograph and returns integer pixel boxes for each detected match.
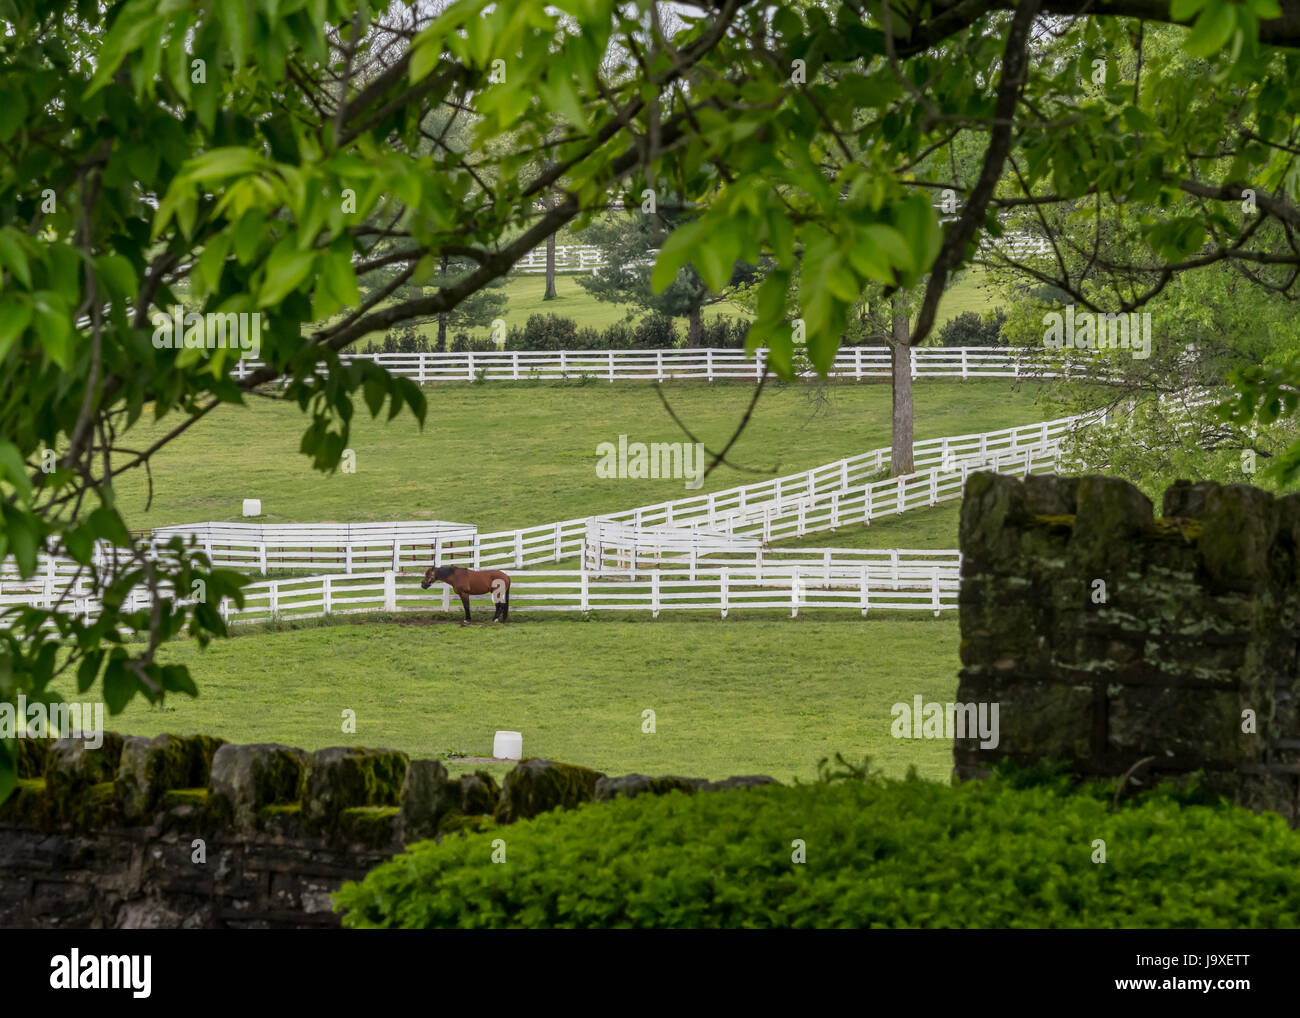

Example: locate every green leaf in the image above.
[32,293,72,368]
[95,254,139,299]
[1171,0,1209,20]
[259,239,317,306]
[0,228,31,289]
[1185,1,1237,58]
[87,505,132,547]
[0,296,32,361]
[0,442,32,504]
[651,222,708,293]
[180,146,264,184]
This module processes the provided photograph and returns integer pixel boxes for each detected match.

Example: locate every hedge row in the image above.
[335,765,1300,928]
[376,313,754,354]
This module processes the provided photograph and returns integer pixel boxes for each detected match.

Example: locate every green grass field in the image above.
[74,615,959,785]
[116,380,1050,531]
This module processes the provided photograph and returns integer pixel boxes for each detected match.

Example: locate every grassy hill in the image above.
[115,379,1051,531]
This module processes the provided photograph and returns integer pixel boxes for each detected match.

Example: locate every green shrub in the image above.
[632,312,678,349]
[335,770,1300,928]
[700,315,751,349]
[600,321,634,349]
[935,309,1008,347]
[449,332,499,353]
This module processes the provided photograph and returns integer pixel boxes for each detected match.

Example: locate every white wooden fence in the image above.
[1,410,1101,594]
[3,566,959,624]
[230,346,1115,385]
[583,525,962,583]
[145,520,478,575]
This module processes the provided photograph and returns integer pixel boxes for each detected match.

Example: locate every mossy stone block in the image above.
[210,743,308,828]
[44,732,126,821]
[302,746,409,831]
[594,774,708,801]
[117,733,227,822]
[398,759,459,841]
[496,758,605,823]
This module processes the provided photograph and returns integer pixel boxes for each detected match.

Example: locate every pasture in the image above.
[114,378,1050,531]
[72,616,960,785]
[88,370,1057,785]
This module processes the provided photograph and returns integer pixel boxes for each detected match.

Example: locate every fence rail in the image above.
[1,410,1101,594]
[2,566,959,624]
[229,346,1116,385]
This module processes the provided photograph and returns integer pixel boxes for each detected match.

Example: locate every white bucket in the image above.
[493,731,523,760]
[242,498,262,517]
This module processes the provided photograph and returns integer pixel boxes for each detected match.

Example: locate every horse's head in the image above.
[421,565,450,589]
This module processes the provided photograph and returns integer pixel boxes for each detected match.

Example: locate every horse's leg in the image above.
[460,592,472,623]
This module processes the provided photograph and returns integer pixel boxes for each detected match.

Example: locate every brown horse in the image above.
[422,565,511,623]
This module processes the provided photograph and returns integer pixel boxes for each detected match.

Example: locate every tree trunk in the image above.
[437,254,448,352]
[890,293,914,476]
[544,231,557,300]
[687,305,703,347]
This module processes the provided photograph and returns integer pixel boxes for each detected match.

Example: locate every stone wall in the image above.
[955,471,1300,822]
[0,732,774,928]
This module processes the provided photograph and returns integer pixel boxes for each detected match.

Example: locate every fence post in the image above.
[706,348,714,381]
[473,539,481,568]
[720,567,729,618]
[514,531,524,569]
[656,350,664,382]
[467,351,476,381]
[756,347,764,381]
[831,490,839,531]
[442,583,450,613]
[392,539,400,572]
[891,550,899,585]
[553,523,562,562]
[791,567,799,618]
[961,348,968,380]
[690,546,697,582]
[855,346,862,380]
[345,544,353,576]
[932,566,941,617]
[929,469,937,507]
[651,571,660,619]
[896,475,905,514]
[418,352,426,386]
[270,582,279,620]
[910,346,918,379]
[512,351,520,380]
[860,567,869,617]
[259,542,268,575]
[323,576,332,615]
[864,484,873,524]
[608,350,615,382]
[384,570,396,612]
[580,570,589,613]
[560,349,568,378]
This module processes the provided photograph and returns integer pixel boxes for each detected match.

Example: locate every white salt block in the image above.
[493,731,522,760]
[242,499,262,517]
